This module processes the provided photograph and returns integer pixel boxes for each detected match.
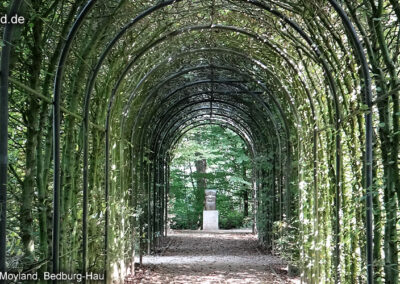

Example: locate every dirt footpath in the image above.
[128,230,300,283]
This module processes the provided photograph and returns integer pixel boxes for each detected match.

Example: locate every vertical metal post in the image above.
[327,1,374,282]
[0,0,22,278]
[147,162,151,254]
[53,77,61,280]
[53,2,97,280]
[0,33,9,276]
[157,160,163,241]
[104,110,111,283]
[251,167,256,234]
[82,73,93,281]
[82,122,88,282]
[152,161,157,249]
[335,129,341,283]
[165,157,170,237]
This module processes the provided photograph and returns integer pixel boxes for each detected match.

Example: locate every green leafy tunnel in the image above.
[1,0,399,283]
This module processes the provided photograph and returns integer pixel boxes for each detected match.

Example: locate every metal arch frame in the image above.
[327,2,374,281]
[54,0,186,277]
[152,109,263,177]
[151,101,274,166]
[128,80,244,129]
[115,34,306,132]
[149,92,269,135]
[127,65,295,208]
[154,118,261,234]
[112,64,291,279]
[153,114,272,210]
[150,105,275,181]
[121,49,304,131]
[113,46,302,152]
[155,117,265,237]
[52,0,97,277]
[130,76,288,189]
[147,105,264,159]
[229,3,344,277]
[146,90,276,154]
[156,114,264,161]
[167,121,258,161]
[100,19,320,278]
[104,23,317,110]
[0,0,372,283]
[95,32,314,272]
[133,109,264,249]
[125,65,292,145]
[122,64,285,129]
[151,90,268,123]
[106,77,270,266]
[100,22,318,224]
[114,47,302,216]
[244,0,373,277]
[31,0,371,282]
[144,94,284,167]
[137,82,275,139]
[125,52,304,197]
[104,19,311,106]
[139,105,264,230]
[144,88,282,233]
[151,104,266,153]
[149,107,276,196]
[130,85,277,155]
[148,114,265,248]
[154,115,264,172]
[150,107,269,167]
[103,41,312,152]
[127,83,287,188]
[104,18,338,148]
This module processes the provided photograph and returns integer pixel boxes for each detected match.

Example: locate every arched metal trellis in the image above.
[0,0,374,283]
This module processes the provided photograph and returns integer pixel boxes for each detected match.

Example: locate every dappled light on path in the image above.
[127,230,300,283]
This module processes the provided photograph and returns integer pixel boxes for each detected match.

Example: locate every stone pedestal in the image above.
[203,210,219,230]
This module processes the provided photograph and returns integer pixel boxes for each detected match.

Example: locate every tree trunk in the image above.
[20,9,43,262]
[194,153,207,227]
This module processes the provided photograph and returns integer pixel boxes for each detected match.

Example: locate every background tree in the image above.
[169,125,253,230]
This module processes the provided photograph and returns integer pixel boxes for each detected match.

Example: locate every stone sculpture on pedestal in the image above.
[205,190,216,210]
[203,189,219,230]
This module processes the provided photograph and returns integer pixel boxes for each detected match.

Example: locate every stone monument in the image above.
[203,189,219,230]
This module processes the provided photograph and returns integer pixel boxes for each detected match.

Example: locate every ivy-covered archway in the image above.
[1,0,399,283]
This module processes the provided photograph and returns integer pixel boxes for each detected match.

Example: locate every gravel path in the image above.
[127,230,300,283]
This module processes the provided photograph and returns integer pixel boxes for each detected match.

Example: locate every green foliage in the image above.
[3,0,400,283]
[169,125,253,230]
[219,211,244,229]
